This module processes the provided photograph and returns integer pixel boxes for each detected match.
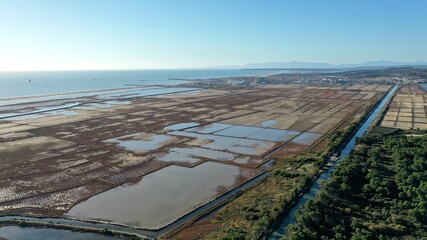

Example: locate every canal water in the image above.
[268,85,398,239]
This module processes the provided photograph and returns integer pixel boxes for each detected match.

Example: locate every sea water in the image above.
[0,69,290,99]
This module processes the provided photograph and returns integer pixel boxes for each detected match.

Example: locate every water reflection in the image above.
[185,123,233,134]
[169,131,275,155]
[261,120,277,128]
[249,129,300,142]
[164,122,200,131]
[0,226,117,240]
[215,125,264,138]
[105,134,172,152]
[290,132,322,145]
[67,162,248,229]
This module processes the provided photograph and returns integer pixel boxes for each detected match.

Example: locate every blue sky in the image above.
[0,0,426,70]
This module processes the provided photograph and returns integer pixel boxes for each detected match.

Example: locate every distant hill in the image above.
[210,60,427,69]
[242,61,334,69]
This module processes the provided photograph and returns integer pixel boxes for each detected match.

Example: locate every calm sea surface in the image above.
[0,69,289,99]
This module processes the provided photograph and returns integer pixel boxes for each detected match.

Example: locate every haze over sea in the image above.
[0,69,290,99]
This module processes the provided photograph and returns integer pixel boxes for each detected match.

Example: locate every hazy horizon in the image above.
[1,0,427,71]
[1,59,427,73]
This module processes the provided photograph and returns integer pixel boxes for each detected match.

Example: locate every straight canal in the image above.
[268,85,398,239]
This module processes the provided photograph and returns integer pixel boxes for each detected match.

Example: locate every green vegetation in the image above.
[213,155,317,240]
[203,110,369,240]
[325,118,362,158]
[286,133,427,239]
[404,128,427,135]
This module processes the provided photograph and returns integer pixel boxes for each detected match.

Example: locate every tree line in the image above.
[286,133,427,239]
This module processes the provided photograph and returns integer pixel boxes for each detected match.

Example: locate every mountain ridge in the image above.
[208,60,427,69]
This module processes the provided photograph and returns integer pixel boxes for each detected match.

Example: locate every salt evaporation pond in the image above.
[185,122,301,142]
[248,129,300,142]
[67,161,248,229]
[290,132,323,145]
[169,131,276,155]
[164,122,200,131]
[261,120,277,128]
[169,147,236,161]
[105,134,172,152]
[157,151,201,164]
[215,125,264,138]
[186,123,233,134]
[0,226,118,240]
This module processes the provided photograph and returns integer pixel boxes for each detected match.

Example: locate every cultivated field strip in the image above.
[381,84,427,130]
